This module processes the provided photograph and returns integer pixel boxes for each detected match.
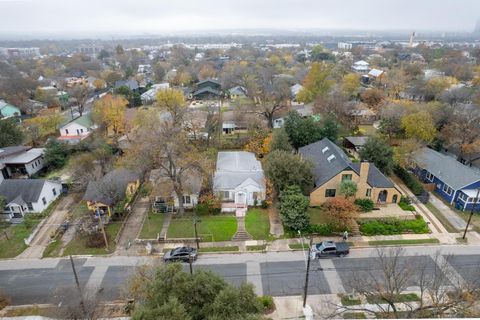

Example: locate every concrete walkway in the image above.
[268,205,284,237]
[429,193,469,230]
[115,197,150,255]
[391,176,448,234]
[16,193,78,259]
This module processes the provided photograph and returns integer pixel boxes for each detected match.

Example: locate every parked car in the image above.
[164,246,198,263]
[311,241,350,258]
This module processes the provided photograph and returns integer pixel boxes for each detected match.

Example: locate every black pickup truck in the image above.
[311,241,350,258]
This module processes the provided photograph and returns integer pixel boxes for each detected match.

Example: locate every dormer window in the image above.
[322,147,329,153]
[327,154,336,162]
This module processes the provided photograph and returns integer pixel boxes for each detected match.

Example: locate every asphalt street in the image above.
[0,245,479,306]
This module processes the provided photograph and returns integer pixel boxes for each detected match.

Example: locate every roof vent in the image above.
[322,146,329,153]
[327,154,336,162]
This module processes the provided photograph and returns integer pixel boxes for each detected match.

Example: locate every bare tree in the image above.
[332,248,480,319]
[123,116,208,215]
[68,84,91,117]
[54,287,99,320]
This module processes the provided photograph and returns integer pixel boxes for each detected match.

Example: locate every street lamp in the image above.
[463,188,480,239]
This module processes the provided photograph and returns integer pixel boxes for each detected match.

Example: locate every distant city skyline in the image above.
[0,0,479,39]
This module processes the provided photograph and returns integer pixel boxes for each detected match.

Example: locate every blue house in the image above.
[413,147,480,212]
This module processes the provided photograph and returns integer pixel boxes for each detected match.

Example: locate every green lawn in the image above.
[42,237,63,258]
[0,217,43,259]
[245,209,271,240]
[343,312,366,319]
[71,201,90,219]
[198,246,239,253]
[424,202,459,233]
[340,295,362,306]
[289,243,309,250]
[366,293,420,304]
[167,215,237,242]
[308,207,331,225]
[139,211,166,239]
[368,239,440,246]
[62,221,121,256]
[247,244,267,251]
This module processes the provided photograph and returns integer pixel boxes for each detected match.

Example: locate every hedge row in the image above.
[359,216,429,235]
[393,165,425,196]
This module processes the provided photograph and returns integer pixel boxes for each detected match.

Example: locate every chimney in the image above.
[359,161,370,185]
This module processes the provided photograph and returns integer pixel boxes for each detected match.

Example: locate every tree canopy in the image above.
[128,263,264,320]
[0,118,24,147]
[359,137,395,175]
[264,150,313,194]
[279,185,310,231]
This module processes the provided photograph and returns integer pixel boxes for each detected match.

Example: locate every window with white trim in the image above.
[182,196,191,204]
[442,184,453,196]
[366,188,372,197]
[459,193,467,202]
[223,191,230,199]
[425,171,434,182]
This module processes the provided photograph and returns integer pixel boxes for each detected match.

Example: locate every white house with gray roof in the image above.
[0,179,62,221]
[213,151,266,213]
[413,147,480,211]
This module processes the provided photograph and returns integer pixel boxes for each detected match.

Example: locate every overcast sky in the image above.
[0,0,479,38]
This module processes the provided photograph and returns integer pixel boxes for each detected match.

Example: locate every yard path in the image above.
[159,213,172,240]
[391,176,448,234]
[114,197,150,256]
[428,193,468,230]
[268,205,284,237]
[16,193,79,259]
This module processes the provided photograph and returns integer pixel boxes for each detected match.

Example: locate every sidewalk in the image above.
[429,192,469,230]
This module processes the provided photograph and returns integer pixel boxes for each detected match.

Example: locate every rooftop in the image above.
[414,147,480,190]
[4,148,44,164]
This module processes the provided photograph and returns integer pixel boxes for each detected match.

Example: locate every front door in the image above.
[236,192,246,206]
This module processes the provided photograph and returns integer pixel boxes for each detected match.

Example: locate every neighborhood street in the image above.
[1,245,480,306]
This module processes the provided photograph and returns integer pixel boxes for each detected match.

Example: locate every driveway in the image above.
[16,193,79,259]
[115,197,150,255]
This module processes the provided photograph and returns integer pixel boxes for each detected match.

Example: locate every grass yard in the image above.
[308,207,331,225]
[198,246,239,253]
[340,295,362,306]
[424,202,459,233]
[368,239,440,246]
[245,209,271,240]
[71,201,90,219]
[0,217,43,259]
[247,244,267,251]
[42,236,63,258]
[455,209,480,233]
[139,211,166,239]
[62,221,121,256]
[289,243,309,250]
[167,215,237,242]
[343,312,366,319]
[366,293,420,304]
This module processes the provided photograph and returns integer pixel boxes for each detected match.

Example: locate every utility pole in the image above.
[69,255,86,315]
[96,209,109,251]
[463,188,480,239]
[303,236,314,308]
[188,252,193,274]
[193,218,201,249]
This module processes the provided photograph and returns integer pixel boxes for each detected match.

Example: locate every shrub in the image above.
[354,198,375,212]
[197,192,221,215]
[258,296,275,312]
[359,216,429,235]
[398,196,416,211]
[279,185,310,231]
[0,290,10,310]
[393,165,425,196]
[306,223,333,236]
[260,200,269,209]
